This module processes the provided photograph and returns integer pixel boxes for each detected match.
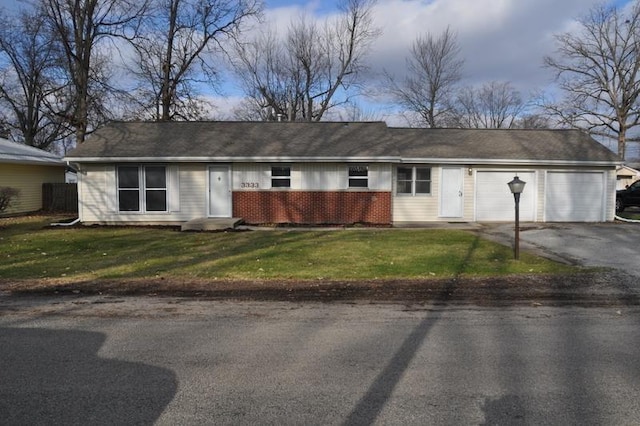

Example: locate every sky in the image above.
[224,0,632,128]
[0,0,635,131]
[258,0,629,94]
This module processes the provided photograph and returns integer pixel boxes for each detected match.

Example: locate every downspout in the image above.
[51,217,81,227]
[615,215,640,223]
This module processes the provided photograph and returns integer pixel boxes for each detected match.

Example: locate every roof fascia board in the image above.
[402,158,621,167]
[64,156,621,167]
[64,156,399,163]
[0,158,65,166]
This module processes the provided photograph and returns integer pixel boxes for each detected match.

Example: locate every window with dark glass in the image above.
[396,166,431,195]
[117,165,167,212]
[415,167,431,194]
[396,167,413,194]
[118,166,140,211]
[348,165,368,188]
[271,166,291,188]
[144,166,167,211]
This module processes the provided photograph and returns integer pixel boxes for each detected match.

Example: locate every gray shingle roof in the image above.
[65,121,620,165]
[390,128,619,163]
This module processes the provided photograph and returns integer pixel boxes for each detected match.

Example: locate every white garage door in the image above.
[545,171,604,222]
[476,171,535,221]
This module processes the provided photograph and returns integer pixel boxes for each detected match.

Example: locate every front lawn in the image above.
[0,215,578,283]
[617,209,640,221]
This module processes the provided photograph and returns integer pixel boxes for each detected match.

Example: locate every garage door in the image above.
[545,171,604,222]
[476,171,535,221]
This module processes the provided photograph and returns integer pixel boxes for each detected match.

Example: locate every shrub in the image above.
[0,187,20,213]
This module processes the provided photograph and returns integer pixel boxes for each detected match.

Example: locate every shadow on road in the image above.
[344,237,481,425]
[0,327,177,424]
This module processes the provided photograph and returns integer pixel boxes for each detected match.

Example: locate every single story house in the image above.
[0,137,66,215]
[64,121,620,226]
[616,165,640,190]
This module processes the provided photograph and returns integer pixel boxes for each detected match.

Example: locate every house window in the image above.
[271,165,291,188]
[117,165,167,212]
[396,166,431,195]
[348,165,368,188]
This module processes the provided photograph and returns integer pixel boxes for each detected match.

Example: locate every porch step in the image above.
[181,217,243,232]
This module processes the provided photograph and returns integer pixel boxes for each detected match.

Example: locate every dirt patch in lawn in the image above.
[2,270,638,307]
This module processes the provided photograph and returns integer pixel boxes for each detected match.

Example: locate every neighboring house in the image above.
[0,138,66,215]
[616,165,640,190]
[64,121,621,226]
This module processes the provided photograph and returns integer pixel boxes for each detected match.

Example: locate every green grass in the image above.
[0,215,578,282]
[618,210,640,220]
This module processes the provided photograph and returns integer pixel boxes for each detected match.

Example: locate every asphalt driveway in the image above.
[480,221,640,278]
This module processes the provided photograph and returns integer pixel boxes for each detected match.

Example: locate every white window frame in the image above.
[396,166,432,196]
[271,165,291,189]
[117,165,168,213]
[348,164,369,188]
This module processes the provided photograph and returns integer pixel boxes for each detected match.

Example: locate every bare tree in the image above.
[0,8,70,149]
[233,0,380,121]
[334,101,383,122]
[543,2,640,159]
[385,27,463,128]
[127,0,262,121]
[40,0,150,143]
[514,113,551,129]
[449,81,526,129]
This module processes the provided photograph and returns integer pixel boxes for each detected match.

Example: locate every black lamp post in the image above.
[507,176,526,260]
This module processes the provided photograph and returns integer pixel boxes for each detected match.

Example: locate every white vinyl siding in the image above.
[178,164,206,218]
[233,163,270,190]
[79,165,112,221]
[393,166,441,222]
[300,163,344,190]
[79,163,202,224]
[368,163,392,191]
[232,163,391,191]
[168,165,180,212]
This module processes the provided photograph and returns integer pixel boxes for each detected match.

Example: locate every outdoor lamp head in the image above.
[508,176,526,194]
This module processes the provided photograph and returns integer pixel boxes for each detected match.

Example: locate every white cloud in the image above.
[368,0,607,94]
[257,0,613,109]
[220,0,623,123]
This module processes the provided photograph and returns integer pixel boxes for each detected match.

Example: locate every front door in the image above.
[209,166,231,217]
[440,167,464,218]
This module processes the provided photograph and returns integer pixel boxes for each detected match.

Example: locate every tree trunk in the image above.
[618,127,626,160]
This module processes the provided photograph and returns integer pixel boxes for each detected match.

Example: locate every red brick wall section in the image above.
[233,191,391,225]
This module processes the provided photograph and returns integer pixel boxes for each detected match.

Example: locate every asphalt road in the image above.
[2,297,640,425]
[480,221,640,277]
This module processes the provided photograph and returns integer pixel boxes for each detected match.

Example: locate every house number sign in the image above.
[240,182,260,189]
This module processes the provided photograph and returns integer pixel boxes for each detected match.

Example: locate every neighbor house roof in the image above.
[65,121,621,166]
[0,137,64,166]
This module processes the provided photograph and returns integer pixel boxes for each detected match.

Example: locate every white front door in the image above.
[440,167,464,218]
[209,166,231,217]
